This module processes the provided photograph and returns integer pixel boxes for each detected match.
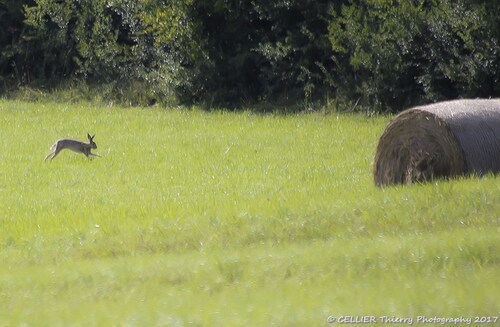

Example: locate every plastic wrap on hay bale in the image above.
[374,99,500,187]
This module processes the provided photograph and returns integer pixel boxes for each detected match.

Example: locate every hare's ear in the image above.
[87,133,91,140]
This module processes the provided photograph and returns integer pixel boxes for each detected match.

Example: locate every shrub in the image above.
[329,0,500,112]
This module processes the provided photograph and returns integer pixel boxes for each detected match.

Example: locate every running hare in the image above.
[45,133,100,161]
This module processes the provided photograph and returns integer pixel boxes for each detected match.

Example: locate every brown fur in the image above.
[45,133,100,161]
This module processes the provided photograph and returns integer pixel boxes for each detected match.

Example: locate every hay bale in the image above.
[374,99,500,187]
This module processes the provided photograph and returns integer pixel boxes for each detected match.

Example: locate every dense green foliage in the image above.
[329,0,500,111]
[0,0,499,110]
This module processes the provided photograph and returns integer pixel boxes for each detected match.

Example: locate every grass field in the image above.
[0,99,498,326]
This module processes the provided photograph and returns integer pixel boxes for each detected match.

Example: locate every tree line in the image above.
[0,0,498,112]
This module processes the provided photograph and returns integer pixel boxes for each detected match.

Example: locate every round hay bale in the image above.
[374,99,500,187]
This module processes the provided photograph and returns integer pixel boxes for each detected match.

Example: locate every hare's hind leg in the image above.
[45,145,62,161]
[45,148,56,161]
[45,143,56,161]
[44,151,55,161]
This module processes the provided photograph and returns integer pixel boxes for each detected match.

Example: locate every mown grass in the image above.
[0,99,498,326]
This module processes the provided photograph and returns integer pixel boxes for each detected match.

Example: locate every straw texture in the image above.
[374,99,500,186]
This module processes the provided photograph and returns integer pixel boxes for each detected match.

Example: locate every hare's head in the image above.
[87,133,97,149]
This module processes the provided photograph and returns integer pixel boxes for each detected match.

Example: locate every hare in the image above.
[45,133,101,161]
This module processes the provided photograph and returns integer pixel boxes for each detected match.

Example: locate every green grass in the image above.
[0,100,498,326]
